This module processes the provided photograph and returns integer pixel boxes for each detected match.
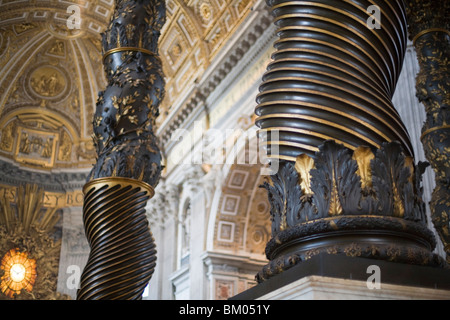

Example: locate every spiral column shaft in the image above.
[77,179,156,300]
[256,0,413,160]
[77,0,166,300]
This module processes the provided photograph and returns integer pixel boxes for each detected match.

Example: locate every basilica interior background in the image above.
[0,0,448,300]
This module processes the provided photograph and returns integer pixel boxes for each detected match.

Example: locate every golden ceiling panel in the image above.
[0,20,104,170]
[157,0,257,126]
[0,0,113,35]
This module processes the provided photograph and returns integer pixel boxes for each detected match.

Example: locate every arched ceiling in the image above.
[0,0,257,171]
[213,163,271,256]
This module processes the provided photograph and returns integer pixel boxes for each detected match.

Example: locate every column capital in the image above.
[181,165,206,195]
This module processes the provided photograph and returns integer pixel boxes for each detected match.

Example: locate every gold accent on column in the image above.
[328,169,343,216]
[257,113,383,149]
[404,156,415,185]
[353,146,375,190]
[83,176,154,197]
[420,124,450,140]
[295,154,314,195]
[102,47,159,62]
[412,28,450,45]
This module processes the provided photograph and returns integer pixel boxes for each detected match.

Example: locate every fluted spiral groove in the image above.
[256,0,414,160]
[77,178,156,300]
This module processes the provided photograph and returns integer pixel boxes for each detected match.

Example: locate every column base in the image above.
[231,253,450,300]
[256,215,446,283]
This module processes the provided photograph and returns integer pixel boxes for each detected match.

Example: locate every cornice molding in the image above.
[0,157,89,192]
[157,1,274,148]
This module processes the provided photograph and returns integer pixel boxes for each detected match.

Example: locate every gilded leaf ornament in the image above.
[294,154,314,196]
[352,146,374,190]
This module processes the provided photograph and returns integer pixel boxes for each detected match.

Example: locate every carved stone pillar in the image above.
[146,183,169,228]
[76,0,166,300]
[405,0,450,262]
[256,0,447,282]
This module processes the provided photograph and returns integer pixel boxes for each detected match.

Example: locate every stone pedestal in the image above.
[254,275,450,300]
[232,254,450,300]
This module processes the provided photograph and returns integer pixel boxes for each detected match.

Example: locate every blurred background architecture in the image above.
[0,0,448,300]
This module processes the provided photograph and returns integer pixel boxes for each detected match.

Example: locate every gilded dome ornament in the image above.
[26,65,70,102]
[29,67,66,98]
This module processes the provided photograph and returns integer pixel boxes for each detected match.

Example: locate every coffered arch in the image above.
[207,127,271,259]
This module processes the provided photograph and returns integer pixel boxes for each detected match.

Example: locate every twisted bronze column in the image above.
[405,0,450,263]
[77,0,166,300]
[256,0,447,282]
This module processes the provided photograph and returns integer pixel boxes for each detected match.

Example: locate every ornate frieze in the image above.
[0,159,88,192]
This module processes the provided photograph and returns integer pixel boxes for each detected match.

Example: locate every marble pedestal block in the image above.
[232,254,450,300]
[256,275,450,300]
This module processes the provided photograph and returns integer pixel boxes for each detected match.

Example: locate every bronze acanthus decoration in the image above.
[258,141,444,282]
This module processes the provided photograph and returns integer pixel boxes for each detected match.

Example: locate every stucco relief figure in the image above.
[41,138,53,158]
[57,132,72,161]
[48,41,65,56]
[181,201,191,258]
[19,132,31,154]
[30,67,65,97]
[0,122,15,152]
[18,132,53,158]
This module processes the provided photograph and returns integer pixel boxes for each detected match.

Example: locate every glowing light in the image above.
[0,248,37,298]
[10,264,26,282]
